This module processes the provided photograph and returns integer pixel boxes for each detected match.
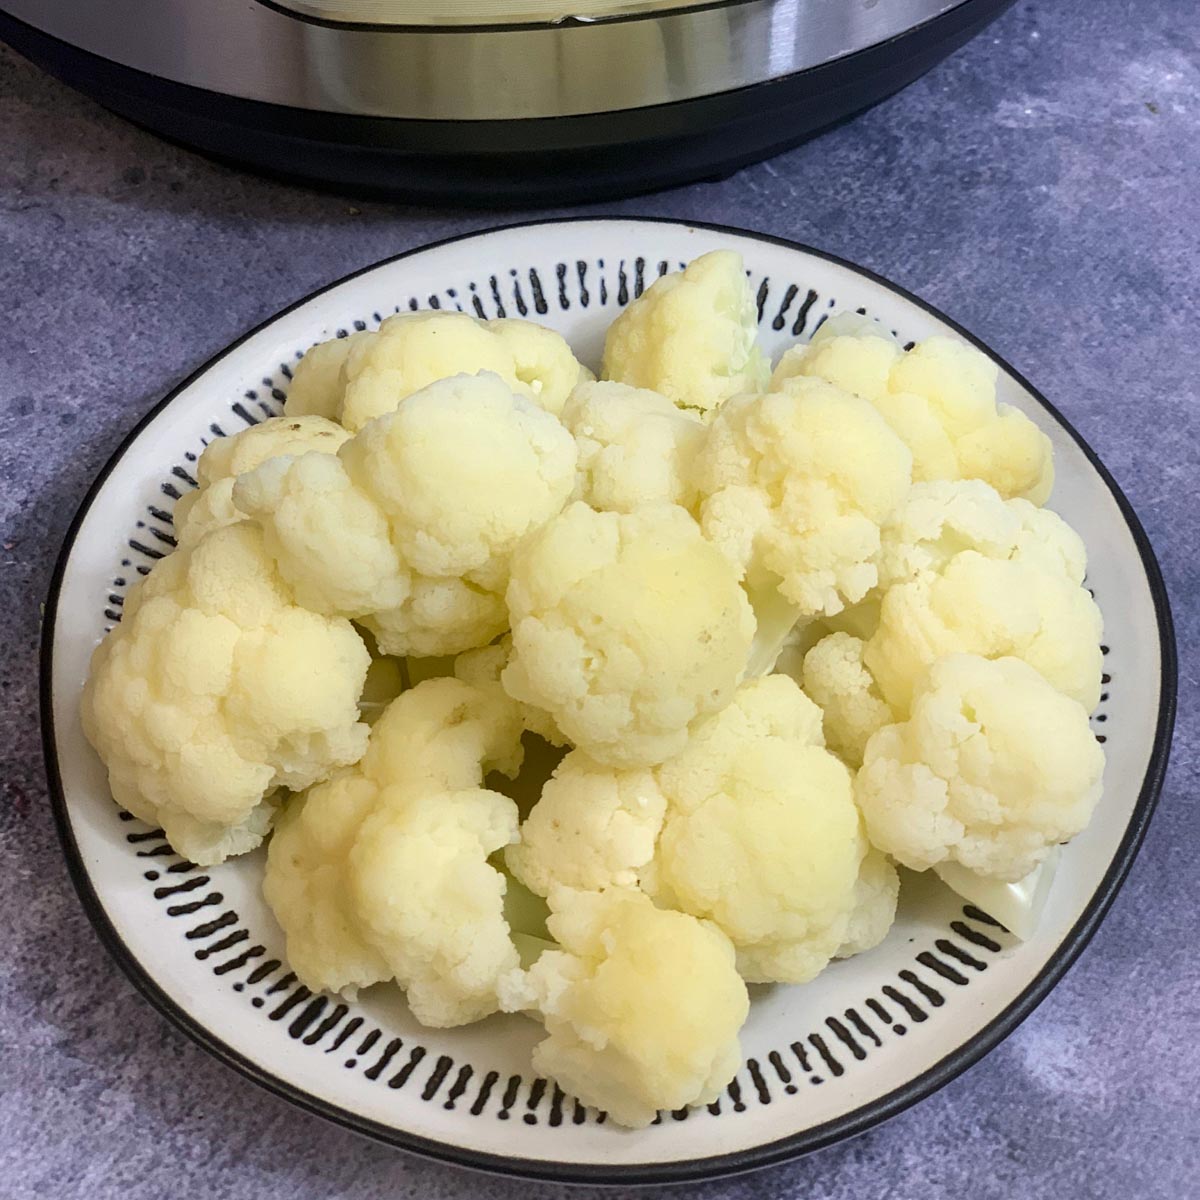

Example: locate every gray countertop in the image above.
[1,1,1196,1196]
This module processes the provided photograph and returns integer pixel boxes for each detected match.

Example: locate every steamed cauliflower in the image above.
[561,381,705,513]
[500,887,749,1127]
[81,247,1109,1129]
[172,416,349,545]
[646,675,877,984]
[802,631,895,767]
[855,654,1105,880]
[281,331,370,420]
[284,311,590,431]
[453,637,565,747]
[800,480,1095,766]
[505,750,667,895]
[602,251,769,416]
[502,502,755,767]
[237,372,577,656]
[82,523,370,865]
[263,676,525,1023]
[876,479,1087,591]
[771,322,1053,503]
[838,848,901,958]
[865,549,1103,714]
[697,378,912,616]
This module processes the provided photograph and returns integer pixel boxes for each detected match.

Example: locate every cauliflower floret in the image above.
[283,331,370,420]
[262,776,390,995]
[453,638,565,747]
[1009,498,1088,584]
[263,676,525,1022]
[877,480,1087,591]
[506,750,667,896]
[602,251,768,416]
[82,523,370,865]
[294,311,590,432]
[351,785,520,1026]
[771,327,1053,503]
[697,379,912,617]
[838,848,901,958]
[502,502,755,767]
[173,416,349,545]
[560,381,705,513]
[802,632,895,767]
[865,550,1104,714]
[856,654,1105,880]
[236,372,577,656]
[500,887,749,1128]
[647,675,874,984]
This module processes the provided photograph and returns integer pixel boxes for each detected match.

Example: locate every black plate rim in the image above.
[39,215,1178,1186]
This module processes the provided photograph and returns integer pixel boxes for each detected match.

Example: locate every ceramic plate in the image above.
[41,218,1176,1184]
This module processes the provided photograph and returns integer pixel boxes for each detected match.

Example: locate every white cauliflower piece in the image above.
[262,775,390,994]
[295,311,590,432]
[82,523,370,865]
[502,502,755,767]
[351,785,520,1026]
[771,327,1054,503]
[506,750,667,895]
[648,675,876,984]
[263,676,526,1023]
[865,550,1104,714]
[283,331,370,420]
[236,372,577,656]
[453,638,565,747]
[838,848,901,958]
[602,250,769,416]
[560,381,705,513]
[173,416,349,545]
[1009,498,1088,584]
[697,378,912,617]
[802,632,895,767]
[877,479,1087,591]
[501,887,748,1128]
[856,654,1105,880]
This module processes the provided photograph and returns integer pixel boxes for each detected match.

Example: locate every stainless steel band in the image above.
[2,0,962,120]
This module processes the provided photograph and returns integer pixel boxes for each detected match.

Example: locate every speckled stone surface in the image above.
[1,1,1196,1195]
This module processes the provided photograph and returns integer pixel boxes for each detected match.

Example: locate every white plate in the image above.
[41,218,1176,1184]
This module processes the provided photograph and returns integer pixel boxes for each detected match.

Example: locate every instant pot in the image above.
[0,0,1014,203]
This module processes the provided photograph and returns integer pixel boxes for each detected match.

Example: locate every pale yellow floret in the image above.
[648,675,881,984]
[506,750,667,895]
[771,325,1054,502]
[502,502,755,768]
[173,416,349,545]
[499,887,749,1128]
[81,523,370,865]
[855,654,1105,880]
[236,372,577,656]
[697,378,912,617]
[560,380,706,513]
[602,250,768,416]
[262,676,525,1023]
[287,311,590,432]
[864,550,1103,714]
[282,331,370,420]
[837,848,901,958]
[802,632,896,767]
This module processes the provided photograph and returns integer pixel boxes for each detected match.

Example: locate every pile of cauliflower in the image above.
[83,251,1105,1128]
